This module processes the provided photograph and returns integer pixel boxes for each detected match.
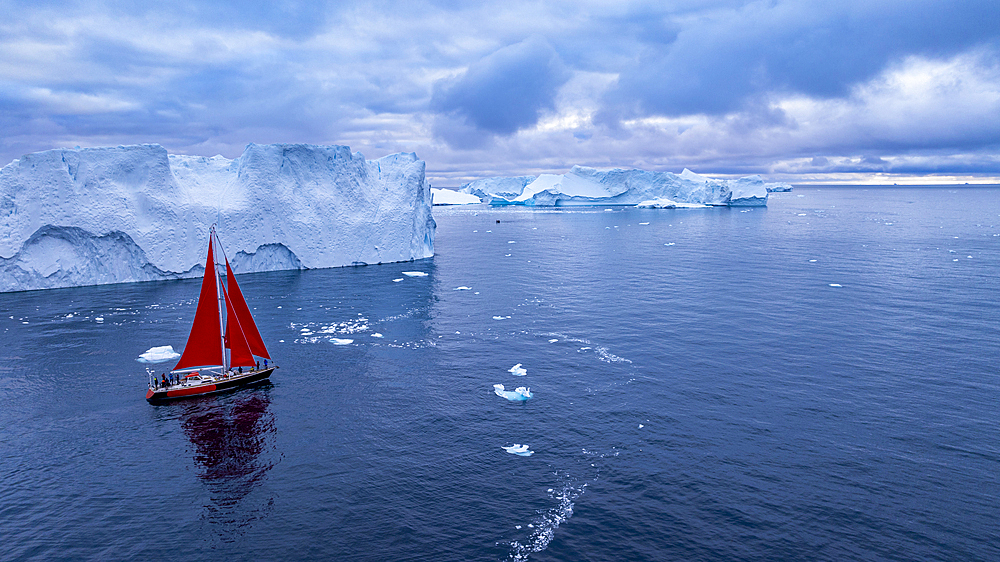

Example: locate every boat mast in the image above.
[212,226,227,372]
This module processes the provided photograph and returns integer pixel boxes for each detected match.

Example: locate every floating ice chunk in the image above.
[829,283,843,287]
[493,315,509,320]
[509,363,527,376]
[548,338,558,343]
[137,345,181,364]
[502,444,534,456]
[797,213,808,216]
[515,525,521,529]
[638,424,644,428]
[664,242,675,246]
[330,338,354,345]
[393,278,404,282]
[371,333,384,338]
[494,384,532,401]
[402,271,428,277]
[454,286,472,290]
[505,253,512,257]
[809,259,817,262]
[95,317,104,323]
[639,222,649,225]
[508,240,516,244]
[65,313,74,318]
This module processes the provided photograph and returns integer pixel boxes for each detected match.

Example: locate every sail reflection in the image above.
[180,386,277,539]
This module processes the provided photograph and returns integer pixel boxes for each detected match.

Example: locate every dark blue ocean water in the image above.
[2,186,999,561]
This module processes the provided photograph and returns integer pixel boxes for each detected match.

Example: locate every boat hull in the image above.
[145,367,276,403]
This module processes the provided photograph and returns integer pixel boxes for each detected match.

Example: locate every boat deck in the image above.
[146,366,276,402]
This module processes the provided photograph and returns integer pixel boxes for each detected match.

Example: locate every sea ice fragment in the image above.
[330,338,354,345]
[402,271,428,277]
[502,444,534,456]
[137,345,181,363]
[509,363,527,376]
[494,384,532,401]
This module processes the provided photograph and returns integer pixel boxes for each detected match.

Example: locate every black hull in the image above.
[146,367,276,403]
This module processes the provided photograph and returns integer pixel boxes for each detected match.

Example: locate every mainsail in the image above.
[172,229,269,372]
[222,284,255,367]
[225,259,270,359]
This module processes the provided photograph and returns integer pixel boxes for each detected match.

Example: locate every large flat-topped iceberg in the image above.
[461,166,791,207]
[0,143,435,292]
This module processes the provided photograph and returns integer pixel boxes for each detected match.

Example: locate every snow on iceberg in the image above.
[494,383,532,401]
[431,187,481,205]
[461,166,778,208]
[0,143,435,293]
[509,363,527,376]
[502,444,534,456]
[136,345,181,363]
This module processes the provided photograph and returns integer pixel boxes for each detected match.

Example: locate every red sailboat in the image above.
[146,227,277,402]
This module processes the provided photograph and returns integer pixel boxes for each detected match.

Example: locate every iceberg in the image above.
[494,383,532,401]
[136,345,181,364]
[431,188,481,205]
[0,143,435,293]
[461,166,780,207]
[509,363,527,376]
[502,444,534,456]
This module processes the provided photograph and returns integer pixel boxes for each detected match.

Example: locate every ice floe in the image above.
[330,338,354,345]
[454,286,472,290]
[494,384,532,401]
[137,345,181,364]
[829,283,843,287]
[502,444,534,456]
[402,271,428,277]
[371,333,384,338]
[509,363,527,376]
[393,278,404,282]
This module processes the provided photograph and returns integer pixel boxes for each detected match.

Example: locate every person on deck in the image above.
[161,374,168,388]
[238,366,243,374]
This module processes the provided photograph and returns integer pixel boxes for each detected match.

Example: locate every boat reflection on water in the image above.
[180,385,278,540]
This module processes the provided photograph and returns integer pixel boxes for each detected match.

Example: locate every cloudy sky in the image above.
[1,0,998,184]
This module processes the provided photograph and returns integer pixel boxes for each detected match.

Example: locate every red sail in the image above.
[174,238,223,370]
[225,259,270,359]
[222,284,255,367]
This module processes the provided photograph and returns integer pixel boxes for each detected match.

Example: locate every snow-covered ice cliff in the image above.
[461,166,792,207]
[0,143,435,292]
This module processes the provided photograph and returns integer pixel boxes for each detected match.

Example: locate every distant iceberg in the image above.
[431,187,481,205]
[494,383,532,401]
[0,143,435,293]
[136,345,181,364]
[461,166,789,207]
